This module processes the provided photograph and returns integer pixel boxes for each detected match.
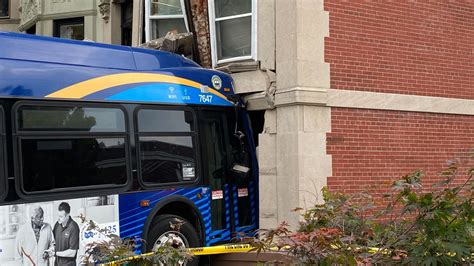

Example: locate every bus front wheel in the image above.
[147,214,200,265]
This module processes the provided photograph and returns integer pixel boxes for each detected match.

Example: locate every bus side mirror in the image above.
[230,164,250,179]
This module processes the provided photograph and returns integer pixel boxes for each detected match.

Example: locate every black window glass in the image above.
[201,115,228,230]
[53,17,85,40]
[21,138,127,192]
[138,109,193,132]
[0,0,8,18]
[139,136,195,184]
[215,0,251,18]
[18,106,125,132]
[0,107,5,200]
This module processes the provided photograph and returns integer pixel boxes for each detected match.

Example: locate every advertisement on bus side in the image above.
[0,195,119,266]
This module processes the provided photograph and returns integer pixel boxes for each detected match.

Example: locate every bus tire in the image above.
[147,214,200,265]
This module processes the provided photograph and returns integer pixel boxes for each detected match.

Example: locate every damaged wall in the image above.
[190,0,212,68]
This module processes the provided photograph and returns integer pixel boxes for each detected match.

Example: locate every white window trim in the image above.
[145,0,190,42]
[214,13,251,22]
[208,0,257,67]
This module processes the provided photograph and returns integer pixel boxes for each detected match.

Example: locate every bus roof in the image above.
[0,31,200,70]
[0,32,235,106]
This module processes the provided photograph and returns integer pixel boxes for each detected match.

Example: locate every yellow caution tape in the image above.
[98,244,474,265]
[98,244,256,265]
[188,244,254,255]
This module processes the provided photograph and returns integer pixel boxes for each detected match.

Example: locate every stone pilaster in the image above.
[258,0,331,229]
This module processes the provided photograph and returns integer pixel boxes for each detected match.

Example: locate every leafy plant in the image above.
[252,155,474,265]
[79,217,193,265]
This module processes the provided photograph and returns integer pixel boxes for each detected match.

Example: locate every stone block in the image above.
[298,132,326,156]
[275,0,297,63]
[259,168,278,229]
[276,60,298,91]
[258,134,277,167]
[297,60,330,89]
[276,105,302,133]
[303,106,331,133]
[43,0,95,15]
[264,109,277,134]
[231,70,268,94]
[257,0,275,70]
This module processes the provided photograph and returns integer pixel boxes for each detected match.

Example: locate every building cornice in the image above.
[19,10,97,31]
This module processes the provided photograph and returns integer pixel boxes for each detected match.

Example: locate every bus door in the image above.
[230,112,257,237]
[200,110,257,244]
[200,110,232,244]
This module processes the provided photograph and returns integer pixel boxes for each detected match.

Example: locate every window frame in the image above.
[0,106,7,201]
[208,0,257,67]
[17,105,127,133]
[0,0,9,19]
[134,105,200,188]
[144,0,190,42]
[12,101,132,199]
[53,17,85,40]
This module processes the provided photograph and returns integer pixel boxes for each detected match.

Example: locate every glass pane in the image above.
[138,109,193,132]
[140,136,195,184]
[0,0,8,17]
[215,0,251,18]
[21,138,127,192]
[150,18,187,39]
[0,108,5,200]
[18,106,126,132]
[216,16,251,60]
[150,0,183,15]
[201,113,228,230]
[59,23,84,40]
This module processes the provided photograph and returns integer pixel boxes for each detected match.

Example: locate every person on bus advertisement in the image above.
[51,202,80,266]
[15,206,54,266]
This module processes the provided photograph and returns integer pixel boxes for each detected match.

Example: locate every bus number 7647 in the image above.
[199,95,213,103]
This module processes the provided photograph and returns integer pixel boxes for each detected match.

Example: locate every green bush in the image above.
[80,218,192,265]
[253,156,473,265]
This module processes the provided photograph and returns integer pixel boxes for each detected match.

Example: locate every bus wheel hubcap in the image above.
[153,231,188,251]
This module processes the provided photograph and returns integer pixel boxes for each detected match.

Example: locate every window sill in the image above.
[0,18,20,24]
[215,60,259,74]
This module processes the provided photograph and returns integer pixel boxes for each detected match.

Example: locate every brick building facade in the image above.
[324,2,474,201]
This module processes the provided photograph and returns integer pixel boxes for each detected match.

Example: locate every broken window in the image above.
[145,0,189,41]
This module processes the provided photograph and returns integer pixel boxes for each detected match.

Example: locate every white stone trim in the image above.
[274,87,327,107]
[40,10,97,21]
[265,87,474,115]
[328,89,474,116]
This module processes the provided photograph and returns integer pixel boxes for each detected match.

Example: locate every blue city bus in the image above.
[0,32,258,265]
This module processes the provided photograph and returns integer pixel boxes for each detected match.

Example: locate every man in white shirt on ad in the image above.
[15,206,54,266]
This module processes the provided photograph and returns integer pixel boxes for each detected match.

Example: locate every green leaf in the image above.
[407,192,418,203]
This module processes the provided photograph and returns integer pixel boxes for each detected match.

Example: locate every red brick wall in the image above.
[324,2,474,99]
[327,108,474,198]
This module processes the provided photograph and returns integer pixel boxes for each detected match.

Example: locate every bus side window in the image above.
[0,106,6,200]
[15,104,129,195]
[136,108,197,185]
